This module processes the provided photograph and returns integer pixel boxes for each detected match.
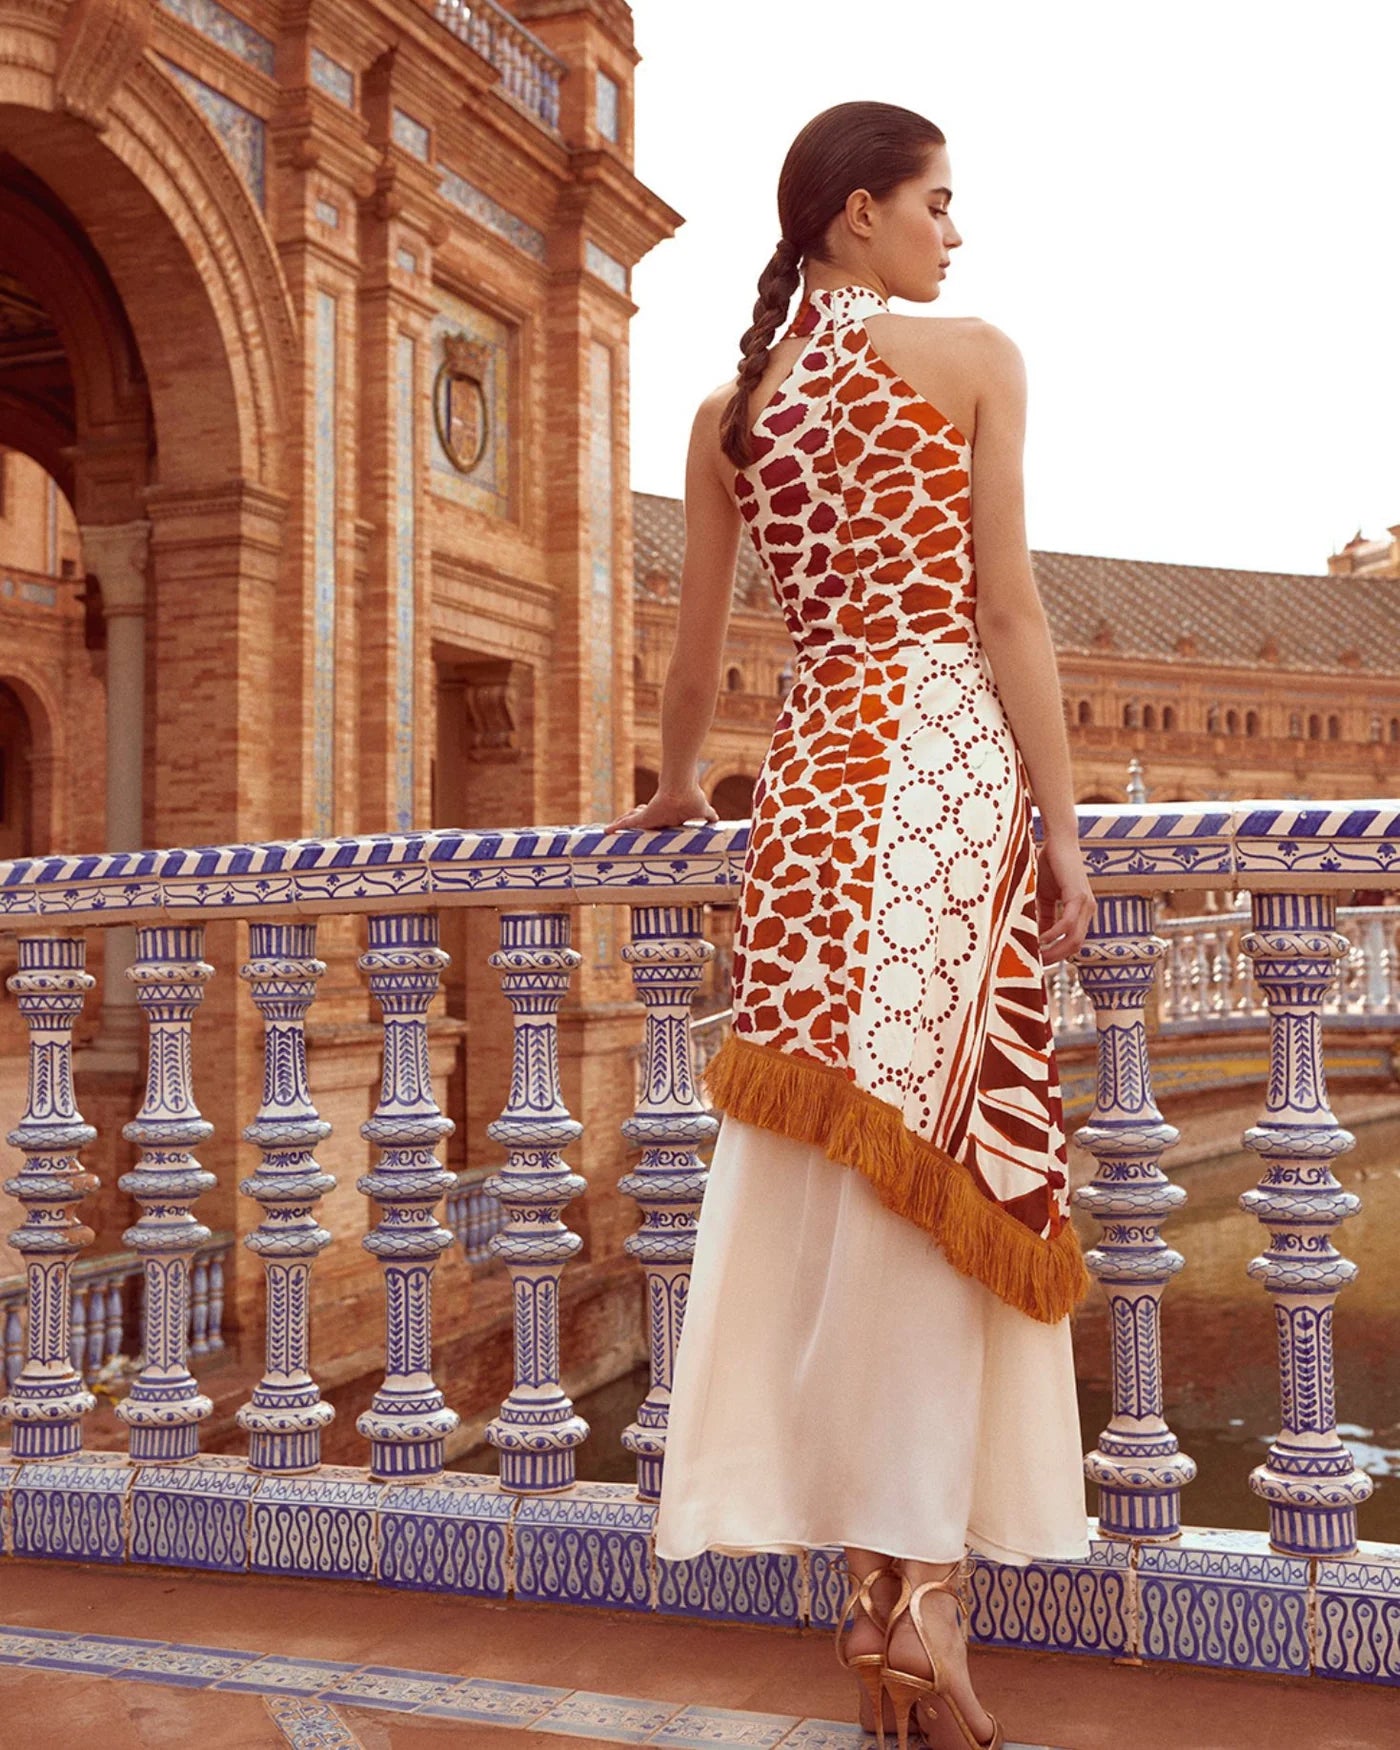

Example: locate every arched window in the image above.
[1326,714,1341,740]
[725,666,743,692]
[1225,709,1239,735]
[1076,698,1093,725]
[1307,713,1321,739]
[1162,704,1176,731]
[1245,710,1259,737]
[1122,700,1138,728]
[1142,704,1157,731]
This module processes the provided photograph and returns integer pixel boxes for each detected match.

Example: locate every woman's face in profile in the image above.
[873,144,963,302]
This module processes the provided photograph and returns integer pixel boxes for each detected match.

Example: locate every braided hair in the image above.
[718,101,946,470]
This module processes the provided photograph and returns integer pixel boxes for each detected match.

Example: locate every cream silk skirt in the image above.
[652,1113,1092,1567]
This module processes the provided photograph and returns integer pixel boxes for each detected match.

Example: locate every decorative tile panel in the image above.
[394,334,417,832]
[310,48,354,107]
[249,1468,383,1581]
[11,1453,134,1563]
[391,108,430,161]
[1313,1540,1400,1684]
[162,59,267,207]
[438,168,547,261]
[594,68,619,143]
[129,1456,257,1572]
[514,1482,653,1610]
[589,340,616,824]
[429,288,513,519]
[656,1548,803,1627]
[312,290,338,835]
[378,1471,511,1595]
[158,0,275,75]
[584,239,628,294]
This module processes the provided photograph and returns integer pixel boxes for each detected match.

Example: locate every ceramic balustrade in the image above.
[0,801,1396,1684]
[431,0,565,131]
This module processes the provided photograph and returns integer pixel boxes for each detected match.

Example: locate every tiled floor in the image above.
[0,1560,1395,1749]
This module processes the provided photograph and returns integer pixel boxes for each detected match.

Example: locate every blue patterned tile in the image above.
[323,1665,462,1711]
[420,1676,573,1724]
[528,1689,684,1742]
[107,1639,254,1686]
[1132,1529,1309,1675]
[250,1468,381,1581]
[11,1456,134,1563]
[970,1557,1129,1659]
[649,1703,802,1746]
[0,1628,82,1667]
[131,1459,256,1572]
[378,1471,510,1596]
[516,1482,653,1610]
[762,1726,872,1750]
[263,1695,363,1748]
[1314,1540,1400,1683]
[217,1653,359,1696]
[656,1549,803,1628]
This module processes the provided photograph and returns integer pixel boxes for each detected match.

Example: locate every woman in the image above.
[605,101,1097,1750]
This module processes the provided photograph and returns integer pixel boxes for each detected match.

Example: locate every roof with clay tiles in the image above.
[631,491,1400,676]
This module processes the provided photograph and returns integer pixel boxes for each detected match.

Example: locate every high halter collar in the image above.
[787,281,891,338]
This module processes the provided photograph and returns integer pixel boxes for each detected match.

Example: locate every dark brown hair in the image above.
[719,101,947,470]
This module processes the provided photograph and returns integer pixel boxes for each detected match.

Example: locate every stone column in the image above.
[79,519,151,1070]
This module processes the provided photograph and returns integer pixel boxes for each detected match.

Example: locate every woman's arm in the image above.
[604,393,742,833]
[969,325,1095,962]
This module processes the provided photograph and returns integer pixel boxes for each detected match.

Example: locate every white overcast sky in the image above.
[626,1,1398,577]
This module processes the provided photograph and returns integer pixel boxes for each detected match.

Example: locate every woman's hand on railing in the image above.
[604,785,719,835]
[1036,832,1097,966]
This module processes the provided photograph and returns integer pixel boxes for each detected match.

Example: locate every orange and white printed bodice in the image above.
[702,282,1090,1324]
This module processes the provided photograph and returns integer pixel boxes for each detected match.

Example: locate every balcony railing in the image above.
[430,0,565,134]
[0,799,1397,1687]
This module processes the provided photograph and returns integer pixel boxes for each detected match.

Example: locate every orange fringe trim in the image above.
[702,1032,1092,1325]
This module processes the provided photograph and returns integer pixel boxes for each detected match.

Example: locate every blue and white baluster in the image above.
[115,925,215,1461]
[237,923,336,1472]
[1071,896,1198,1538]
[482,911,589,1492]
[357,914,459,1479]
[1239,892,1372,1556]
[0,937,98,1459]
[617,906,717,1500]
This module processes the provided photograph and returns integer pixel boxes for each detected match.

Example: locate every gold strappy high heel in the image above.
[878,1556,1003,1750]
[833,1560,901,1738]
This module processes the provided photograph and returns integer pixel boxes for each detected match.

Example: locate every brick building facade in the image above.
[0,0,681,1459]
[633,493,1400,834]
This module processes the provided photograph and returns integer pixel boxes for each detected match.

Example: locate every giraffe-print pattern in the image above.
[726,281,1072,1246]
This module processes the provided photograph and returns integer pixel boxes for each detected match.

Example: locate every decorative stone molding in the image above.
[54,0,154,132]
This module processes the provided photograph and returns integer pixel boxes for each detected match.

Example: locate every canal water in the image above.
[453,1116,1400,1546]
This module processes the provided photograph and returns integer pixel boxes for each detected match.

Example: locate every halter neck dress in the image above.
[652,283,1092,1568]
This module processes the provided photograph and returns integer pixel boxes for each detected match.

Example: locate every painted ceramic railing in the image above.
[0,800,1397,1684]
[430,0,565,133]
[0,1235,231,1391]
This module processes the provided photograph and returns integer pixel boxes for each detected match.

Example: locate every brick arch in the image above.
[0,15,294,490]
[0,664,66,854]
[0,171,150,512]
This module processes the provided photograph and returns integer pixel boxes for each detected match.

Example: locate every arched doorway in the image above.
[0,679,33,859]
[1,19,294,848]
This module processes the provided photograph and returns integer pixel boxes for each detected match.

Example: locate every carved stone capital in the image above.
[79,517,151,616]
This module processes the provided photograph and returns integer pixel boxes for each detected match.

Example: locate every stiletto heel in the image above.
[878,1557,1004,1750]
[833,1560,901,1743]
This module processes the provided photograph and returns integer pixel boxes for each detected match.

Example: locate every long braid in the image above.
[719,237,804,469]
